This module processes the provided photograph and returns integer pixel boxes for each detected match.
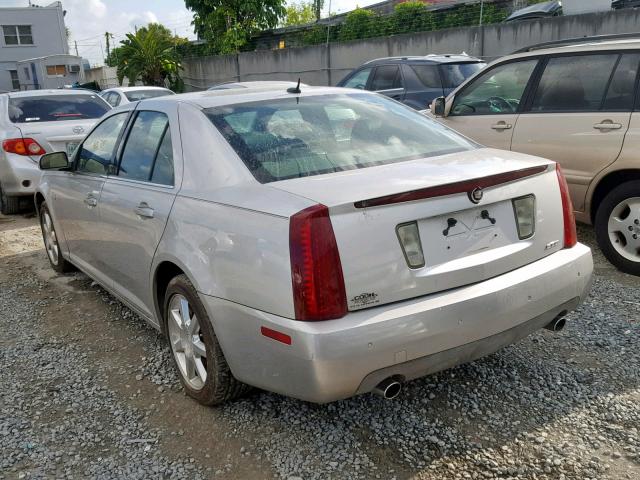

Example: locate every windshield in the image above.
[440,62,487,89]
[124,89,174,101]
[9,94,110,123]
[205,93,476,183]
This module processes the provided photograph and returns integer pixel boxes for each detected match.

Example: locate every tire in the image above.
[39,202,75,273]
[164,274,251,405]
[0,183,20,215]
[595,180,640,276]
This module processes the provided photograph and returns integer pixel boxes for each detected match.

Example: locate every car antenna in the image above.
[287,78,301,94]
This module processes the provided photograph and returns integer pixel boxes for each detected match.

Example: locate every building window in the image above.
[2,25,34,45]
[23,67,30,80]
[9,70,20,90]
[46,65,66,76]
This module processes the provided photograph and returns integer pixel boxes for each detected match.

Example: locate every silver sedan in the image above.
[35,83,593,404]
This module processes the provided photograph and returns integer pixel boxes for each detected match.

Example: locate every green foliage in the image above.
[312,0,324,21]
[185,0,286,54]
[113,24,185,91]
[392,2,434,35]
[283,2,315,27]
[338,8,376,41]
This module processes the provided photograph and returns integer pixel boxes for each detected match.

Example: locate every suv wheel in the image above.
[0,183,20,215]
[39,202,74,273]
[164,274,250,405]
[595,180,640,276]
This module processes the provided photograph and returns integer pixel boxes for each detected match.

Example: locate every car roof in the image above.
[208,81,305,91]
[508,38,640,59]
[143,84,365,110]
[104,86,172,93]
[5,89,101,98]
[363,54,483,66]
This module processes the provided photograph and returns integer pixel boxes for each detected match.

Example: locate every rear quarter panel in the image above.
[154,196,297,319]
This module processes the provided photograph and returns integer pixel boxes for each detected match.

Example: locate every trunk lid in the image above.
[271,148,565,311]
[16,119,97,161]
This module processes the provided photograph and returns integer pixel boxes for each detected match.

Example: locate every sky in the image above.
[2,0,378,66]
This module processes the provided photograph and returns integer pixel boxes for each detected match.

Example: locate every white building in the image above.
[0,1,70,91]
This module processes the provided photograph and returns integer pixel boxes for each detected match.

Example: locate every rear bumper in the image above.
[201,243,593,403]
[0,153,41,196]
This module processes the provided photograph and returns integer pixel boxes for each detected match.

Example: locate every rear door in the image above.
[97,106,179,318]
[511,52,638,212]
[369,64,406,102]
[440,59,539,149]
[402,63,444,110]
[52,112,129,283]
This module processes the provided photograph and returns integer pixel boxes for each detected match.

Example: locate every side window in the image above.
[603,54,640,111]
[150,128,174,186]
[530,54,619,112]
[451,60,537,116]
[118,111,172,184]
[76,113,128,175]
[111,93,121,107]
[370,65,401,91]
[409,64,441,89]
[343,68,372,90]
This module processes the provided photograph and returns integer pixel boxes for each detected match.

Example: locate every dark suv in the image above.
[336,55,486,110]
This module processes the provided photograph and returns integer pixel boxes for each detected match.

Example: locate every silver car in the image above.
[100,86,174,108]
[0,89,110,214]
[35,84,593,405]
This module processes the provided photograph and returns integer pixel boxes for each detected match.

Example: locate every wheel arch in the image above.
[34,191,46,213]
[152,258,200,335]
[590,169,640,223]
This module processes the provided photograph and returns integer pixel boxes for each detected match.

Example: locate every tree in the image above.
[338,8,376,41]
[392,2,433,35]
[114,24,186,91]
[185,0,286,54]
[283,2,315,27]
[312,0,324,21]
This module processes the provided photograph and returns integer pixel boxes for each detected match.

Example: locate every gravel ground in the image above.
[1,215,639,480]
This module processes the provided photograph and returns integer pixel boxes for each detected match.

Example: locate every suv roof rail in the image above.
[512,33,640,54]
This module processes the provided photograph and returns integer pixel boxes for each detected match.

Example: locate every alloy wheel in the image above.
[42,211,59,265]
[167,294,208,390]
[608,196,640,262]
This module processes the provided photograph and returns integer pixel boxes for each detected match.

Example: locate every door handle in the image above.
[594,122,622,130]
[134,202,154,219]
[491,122,512,131]
[84,196,98,207]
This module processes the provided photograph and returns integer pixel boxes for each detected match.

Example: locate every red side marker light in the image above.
[261,326,292,345]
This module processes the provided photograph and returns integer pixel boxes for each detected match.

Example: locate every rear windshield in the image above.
[124,89,174,101]
[205,93,476,183]
[8,94,109,123]
[440,62,487,89]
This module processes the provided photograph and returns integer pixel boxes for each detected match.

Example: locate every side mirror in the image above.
[39,151,70,170]
[432,96,447,117]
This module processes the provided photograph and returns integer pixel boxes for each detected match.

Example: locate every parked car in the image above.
[100,86,174,107]
[504,1,562,22]
[0,89,110,214]
[35,84,592,405]
[430,35,640,275]
[613,0,640,8]
[337,55,486,111]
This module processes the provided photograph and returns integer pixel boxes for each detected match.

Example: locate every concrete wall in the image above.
[84,66,132,89]
[182,8,640,91]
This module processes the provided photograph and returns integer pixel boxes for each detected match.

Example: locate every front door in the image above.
[54,112,129,282]
[512,53,639,212]
[98,109,178,319]
[440,59,539,150]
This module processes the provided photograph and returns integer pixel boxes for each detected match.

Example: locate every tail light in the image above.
[2,138,46,156]
[289,204,347,321]
[556,164,577,248]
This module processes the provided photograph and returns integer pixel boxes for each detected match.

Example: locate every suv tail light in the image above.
[556,164,577,248]
[289,204,347,321]
[2,138,46,156]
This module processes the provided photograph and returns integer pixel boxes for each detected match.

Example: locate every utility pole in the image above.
[479,0,485,26]
[325,0,332,47]
[74,41,79,57]
[105,32,111,58]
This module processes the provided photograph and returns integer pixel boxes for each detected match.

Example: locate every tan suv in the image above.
[431,34,640,275]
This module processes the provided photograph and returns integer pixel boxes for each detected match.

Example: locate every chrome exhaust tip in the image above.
[372,377,402,400]
[545,312,567,332]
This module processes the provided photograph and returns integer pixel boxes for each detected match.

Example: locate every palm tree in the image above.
[116,24,183,88]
